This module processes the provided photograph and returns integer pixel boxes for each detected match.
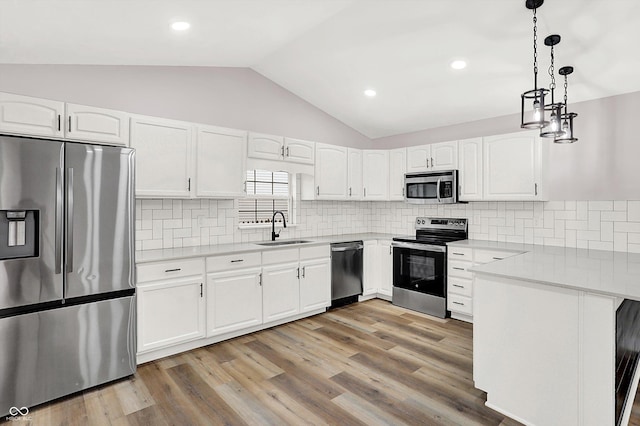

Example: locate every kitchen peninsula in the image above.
[456,240,640,426]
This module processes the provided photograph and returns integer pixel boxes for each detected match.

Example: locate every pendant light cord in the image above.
[548,45,556,103]
[533,8,538,90]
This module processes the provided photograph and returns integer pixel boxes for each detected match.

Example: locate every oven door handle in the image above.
[391,242,446,253]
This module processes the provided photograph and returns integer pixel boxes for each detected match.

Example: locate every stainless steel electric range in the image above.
[391,217,468,318]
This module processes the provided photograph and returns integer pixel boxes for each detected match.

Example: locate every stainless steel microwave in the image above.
[404,170,459,204]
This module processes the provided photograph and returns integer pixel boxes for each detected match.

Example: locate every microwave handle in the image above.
[436,178,441,203]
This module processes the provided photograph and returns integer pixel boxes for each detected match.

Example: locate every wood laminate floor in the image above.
[7,299,640,425]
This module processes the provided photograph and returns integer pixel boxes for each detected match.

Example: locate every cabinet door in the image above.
[300,258,331,313]
[458,137,483,201]
[130,115,193,198]
[484,131,542,200]
[248,132,284,161]
[65,103,130,145]
[206,267,262,337]
[406,144,430,172]
[137,277,205,353]
[431,141,458,170]
[378,241,393,298]
[347,148,363,200]
[0,92,64,138]
[315,143,348,200]
[362,241,379,296]
[363,150,389,200]
[284,137,315,165]
[262,262,300,323]
[195,125,247,198]
[389,148,407,201]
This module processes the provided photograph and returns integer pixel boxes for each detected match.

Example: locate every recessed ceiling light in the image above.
[364,89,377,97]
[450,60,467,70]
[171,22,191,31]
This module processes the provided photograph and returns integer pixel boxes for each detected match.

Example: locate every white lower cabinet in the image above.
[378,240,393,299]
[206,267,263,337]
[362,241,379,297]
[299,257,331,313]
[136,259,205,353]
[262,262,301,323]
[447,245,522,323]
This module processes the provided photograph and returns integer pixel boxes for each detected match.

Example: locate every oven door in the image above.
[392,242,446,297]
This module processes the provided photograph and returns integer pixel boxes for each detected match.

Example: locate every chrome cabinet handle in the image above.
[188,178,191,191]
[453,301,464,305]
[259,273,262,286]
[200,283,203,297]
[302,267,306,278]
[492,257,504,260]
[316,186,319,196]
[431,157,434,168]
[453,284,464,288]
[297,267,300,279]
[165,268,181,272]
[349,187,352,197]
[286,146,289,157]
[281,145,285,158]
[364,188,367,197]
[452,267,464,271]
[452,252,465,256]
[535,183,538,196]
[57,114,61,132]
[230,259,244,263]
[68,116,71,132]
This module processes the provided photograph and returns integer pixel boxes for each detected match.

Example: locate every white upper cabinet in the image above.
[283,137,314,164]
[314,143,348,200]
[65,103,129,145]
[247,132,284,161]
[458,137,483,201]
[388,148,407,200]
[363,150,389,200]
[130,115,193,198]
[0,92,64,138]
[347,148,363,200]
[431,141,458,170]
[406,141,457,172]
[406,145,431,172]
[484,130,546,201]
[248,133,314,164]
[195,125,247,198]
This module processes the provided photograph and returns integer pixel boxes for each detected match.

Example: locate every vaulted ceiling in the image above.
[2,0,639,138]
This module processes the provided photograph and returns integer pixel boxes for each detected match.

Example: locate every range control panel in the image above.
[415,217,467,230]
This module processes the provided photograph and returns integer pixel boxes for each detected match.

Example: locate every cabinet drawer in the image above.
[207,251,261,272]
[448,260,473,280]
[448,246,473,261]
[300,245,330,260]
[137,258,204,284]
[474,249,519,264]
[448,294,472,316]
[262,248,299,265]
[448,277,472,298]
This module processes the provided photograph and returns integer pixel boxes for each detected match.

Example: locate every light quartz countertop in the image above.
[135,233,397,264]
[452,239,640,301]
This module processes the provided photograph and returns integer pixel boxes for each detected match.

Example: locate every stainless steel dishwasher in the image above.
[330,241,364,308]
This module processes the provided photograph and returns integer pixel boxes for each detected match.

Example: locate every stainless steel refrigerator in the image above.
[0,134,136,415]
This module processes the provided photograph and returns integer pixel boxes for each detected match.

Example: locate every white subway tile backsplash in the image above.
[135,197,640,254]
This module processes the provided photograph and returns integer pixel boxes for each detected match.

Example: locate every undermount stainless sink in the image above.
[256,240,312,246]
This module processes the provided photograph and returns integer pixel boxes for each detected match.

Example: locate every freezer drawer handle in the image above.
[164,268,181,273]
[230,259,244,263]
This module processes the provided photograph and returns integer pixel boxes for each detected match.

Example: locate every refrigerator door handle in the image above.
[66,167,74,273]
[55,167,64,274]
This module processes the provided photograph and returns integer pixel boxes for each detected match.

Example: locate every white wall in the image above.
[372,91,640,201]
[0,64,370,149]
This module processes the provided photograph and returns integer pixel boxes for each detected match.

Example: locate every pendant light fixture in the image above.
[554,66,578,143]
[540,34,565,138]
[521,0,549,129]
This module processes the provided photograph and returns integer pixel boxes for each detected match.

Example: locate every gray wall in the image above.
[373,91,640,201]
[0,64,370,149]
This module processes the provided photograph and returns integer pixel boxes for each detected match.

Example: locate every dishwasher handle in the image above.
[331,245,364,252]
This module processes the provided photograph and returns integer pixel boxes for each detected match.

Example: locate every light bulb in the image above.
[562,120,570,137]
[533,100,541,122]
[550,113,559,132]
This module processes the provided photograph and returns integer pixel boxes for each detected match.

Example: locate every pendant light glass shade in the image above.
[520,0,549,129]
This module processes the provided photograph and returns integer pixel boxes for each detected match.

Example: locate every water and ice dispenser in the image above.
[0,210,39,259]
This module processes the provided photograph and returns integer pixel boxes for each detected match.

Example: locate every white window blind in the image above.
[239,170,290,225]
